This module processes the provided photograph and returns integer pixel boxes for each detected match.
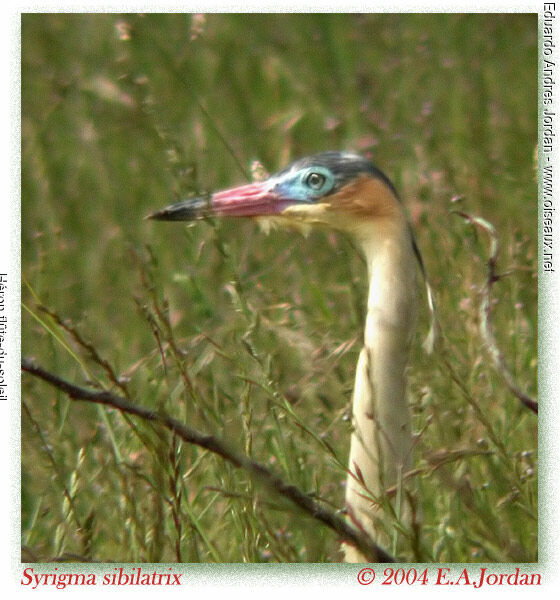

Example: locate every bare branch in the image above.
[453,211,538,414]
[22,358,394,563]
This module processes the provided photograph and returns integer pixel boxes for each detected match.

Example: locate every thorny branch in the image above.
[22,357,394,563]
[453,211,538,414]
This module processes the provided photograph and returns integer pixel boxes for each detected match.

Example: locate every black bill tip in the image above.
[145,196,211,222]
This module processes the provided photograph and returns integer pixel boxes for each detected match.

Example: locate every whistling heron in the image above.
[149,151,429,561]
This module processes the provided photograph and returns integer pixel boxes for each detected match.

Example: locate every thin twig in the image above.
[22,358,394,563]
[453,211,538,414]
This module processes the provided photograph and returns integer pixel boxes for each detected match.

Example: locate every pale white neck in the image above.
[344,218,418,561]
[361,220,418,354]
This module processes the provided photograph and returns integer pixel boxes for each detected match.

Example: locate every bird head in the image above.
[147,152,405,238]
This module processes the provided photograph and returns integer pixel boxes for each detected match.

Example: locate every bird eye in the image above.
[306,172,326,190]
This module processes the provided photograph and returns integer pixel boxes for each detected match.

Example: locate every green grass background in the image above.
[22,13,537,563]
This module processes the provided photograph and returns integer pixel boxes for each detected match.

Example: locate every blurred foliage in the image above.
[22,13,537,563]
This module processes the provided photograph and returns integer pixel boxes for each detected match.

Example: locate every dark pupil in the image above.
[307,172,325,189]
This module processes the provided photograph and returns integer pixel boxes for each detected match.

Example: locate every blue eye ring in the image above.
[306,171,326,190]
[301,167,334,196]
